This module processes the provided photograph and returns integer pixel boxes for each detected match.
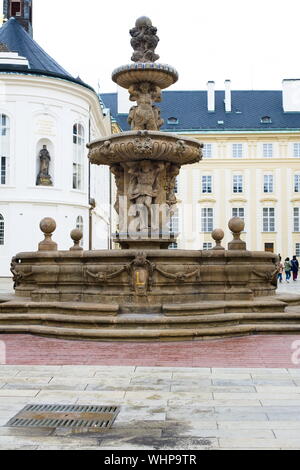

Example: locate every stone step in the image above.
[163,298,287,315]
[0,300,118,316]
[0,311,300,329]
[0,322,300,340]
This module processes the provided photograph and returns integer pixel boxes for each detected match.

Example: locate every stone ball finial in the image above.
[40,217,56,235]
[135,16,152,27]
[211,228,225,250]
[228,217,245,234]
[38,217,57,251]
[228,217,246,251]
[70,229,83,251]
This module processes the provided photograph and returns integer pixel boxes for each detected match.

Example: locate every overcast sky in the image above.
[31,0,300,93]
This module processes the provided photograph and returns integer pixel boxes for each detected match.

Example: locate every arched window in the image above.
[0,114,10,185]
[0,214,4,245]
[72,123,85,190]
[76,215,84,246]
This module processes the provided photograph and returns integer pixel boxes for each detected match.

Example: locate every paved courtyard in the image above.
[0,277,299,450]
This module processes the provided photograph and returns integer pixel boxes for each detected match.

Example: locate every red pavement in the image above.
[0,334,300,367]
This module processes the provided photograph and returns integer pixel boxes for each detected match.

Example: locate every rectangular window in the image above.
[293,143,300,158]
[264,243,274,253]
[202,175,212,193]
[232,207,245,222]
[0,217,4,245]
[0,156,6,185]
[263,143,273,158]
[203,242,212,250]
[294,175,300,193]
[232,143,243,158]
[233,175,243,193]
[169,242,178,250]
[263,207,275,232]
[294,207,300,232]
[296,243,300,257]
[170,210,179,234]
[203,143,212,158]
[264,174,274,193]
[201,208,214,232]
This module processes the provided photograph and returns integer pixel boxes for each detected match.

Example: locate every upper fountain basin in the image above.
[87,130,203,166]
[112,63,179,89]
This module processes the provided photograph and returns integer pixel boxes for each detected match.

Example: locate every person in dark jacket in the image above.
[291,255,299,281]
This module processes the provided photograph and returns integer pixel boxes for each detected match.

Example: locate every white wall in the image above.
[0,74,110,276]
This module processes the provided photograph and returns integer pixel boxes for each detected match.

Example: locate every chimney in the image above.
[282,79,300,112]
[207,81,215,112]
[224,79,231,112]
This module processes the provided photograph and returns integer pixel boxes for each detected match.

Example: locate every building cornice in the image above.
[0,73,110,136]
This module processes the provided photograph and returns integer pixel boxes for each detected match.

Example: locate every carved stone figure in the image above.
[130,16,160,63]
[110,164,125,215]
[128,161,164,231]
[128,83,163,131]
[36,145,52,186]
[165,164,180,207]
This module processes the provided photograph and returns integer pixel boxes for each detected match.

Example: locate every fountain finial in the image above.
[130,16,160,63]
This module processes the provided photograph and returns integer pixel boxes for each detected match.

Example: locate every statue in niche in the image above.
[130,16,160,63]
[36,145,53,186]
[128,160,164,231]
[128,83,163,131]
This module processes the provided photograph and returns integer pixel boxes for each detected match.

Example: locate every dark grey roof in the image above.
[101,90,300,132]
[0,18,93,90]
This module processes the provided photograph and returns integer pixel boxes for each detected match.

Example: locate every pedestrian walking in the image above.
[284,257,292,282]
[291,255,299,281]
[276,259,284,283]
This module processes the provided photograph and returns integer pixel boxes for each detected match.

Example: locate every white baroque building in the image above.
[0,16,111,276]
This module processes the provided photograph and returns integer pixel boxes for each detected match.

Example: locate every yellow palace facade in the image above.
[102,79,300,258]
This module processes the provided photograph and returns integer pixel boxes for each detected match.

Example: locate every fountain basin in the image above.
[112,63,179,89]
[13,249,278,308]
[87,130,202,166]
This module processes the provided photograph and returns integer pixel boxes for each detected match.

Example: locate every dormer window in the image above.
[11,1,22,17]
[261,116,272,124]
[167,117,178,125]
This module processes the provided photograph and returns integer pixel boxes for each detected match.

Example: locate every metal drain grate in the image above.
[5,404,120,430]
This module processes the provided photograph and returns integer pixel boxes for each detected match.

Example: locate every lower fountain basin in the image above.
[13,249,278,308]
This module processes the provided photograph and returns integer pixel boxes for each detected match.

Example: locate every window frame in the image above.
[0,214,4,245]
[263,143,273,158]
[72,123,85,191]
[293,207,300,232]
[233,174,243,193]
[201,207,214,233]
[202,175,212,194]
[262,207,275,232]
[263,174,274,193]
[0,114,10,186]
[232,143,243,159]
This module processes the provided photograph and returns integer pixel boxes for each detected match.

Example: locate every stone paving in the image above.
[0,277,299,450]
[0,365,299,450]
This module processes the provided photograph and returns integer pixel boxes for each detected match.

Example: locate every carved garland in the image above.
[86,267,127,283]
[155,266,201,282]
[85,258,201,287]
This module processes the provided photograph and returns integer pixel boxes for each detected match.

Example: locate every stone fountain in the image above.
[1,17,299,340]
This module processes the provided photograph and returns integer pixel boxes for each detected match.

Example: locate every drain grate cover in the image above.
[5,404,120,430]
